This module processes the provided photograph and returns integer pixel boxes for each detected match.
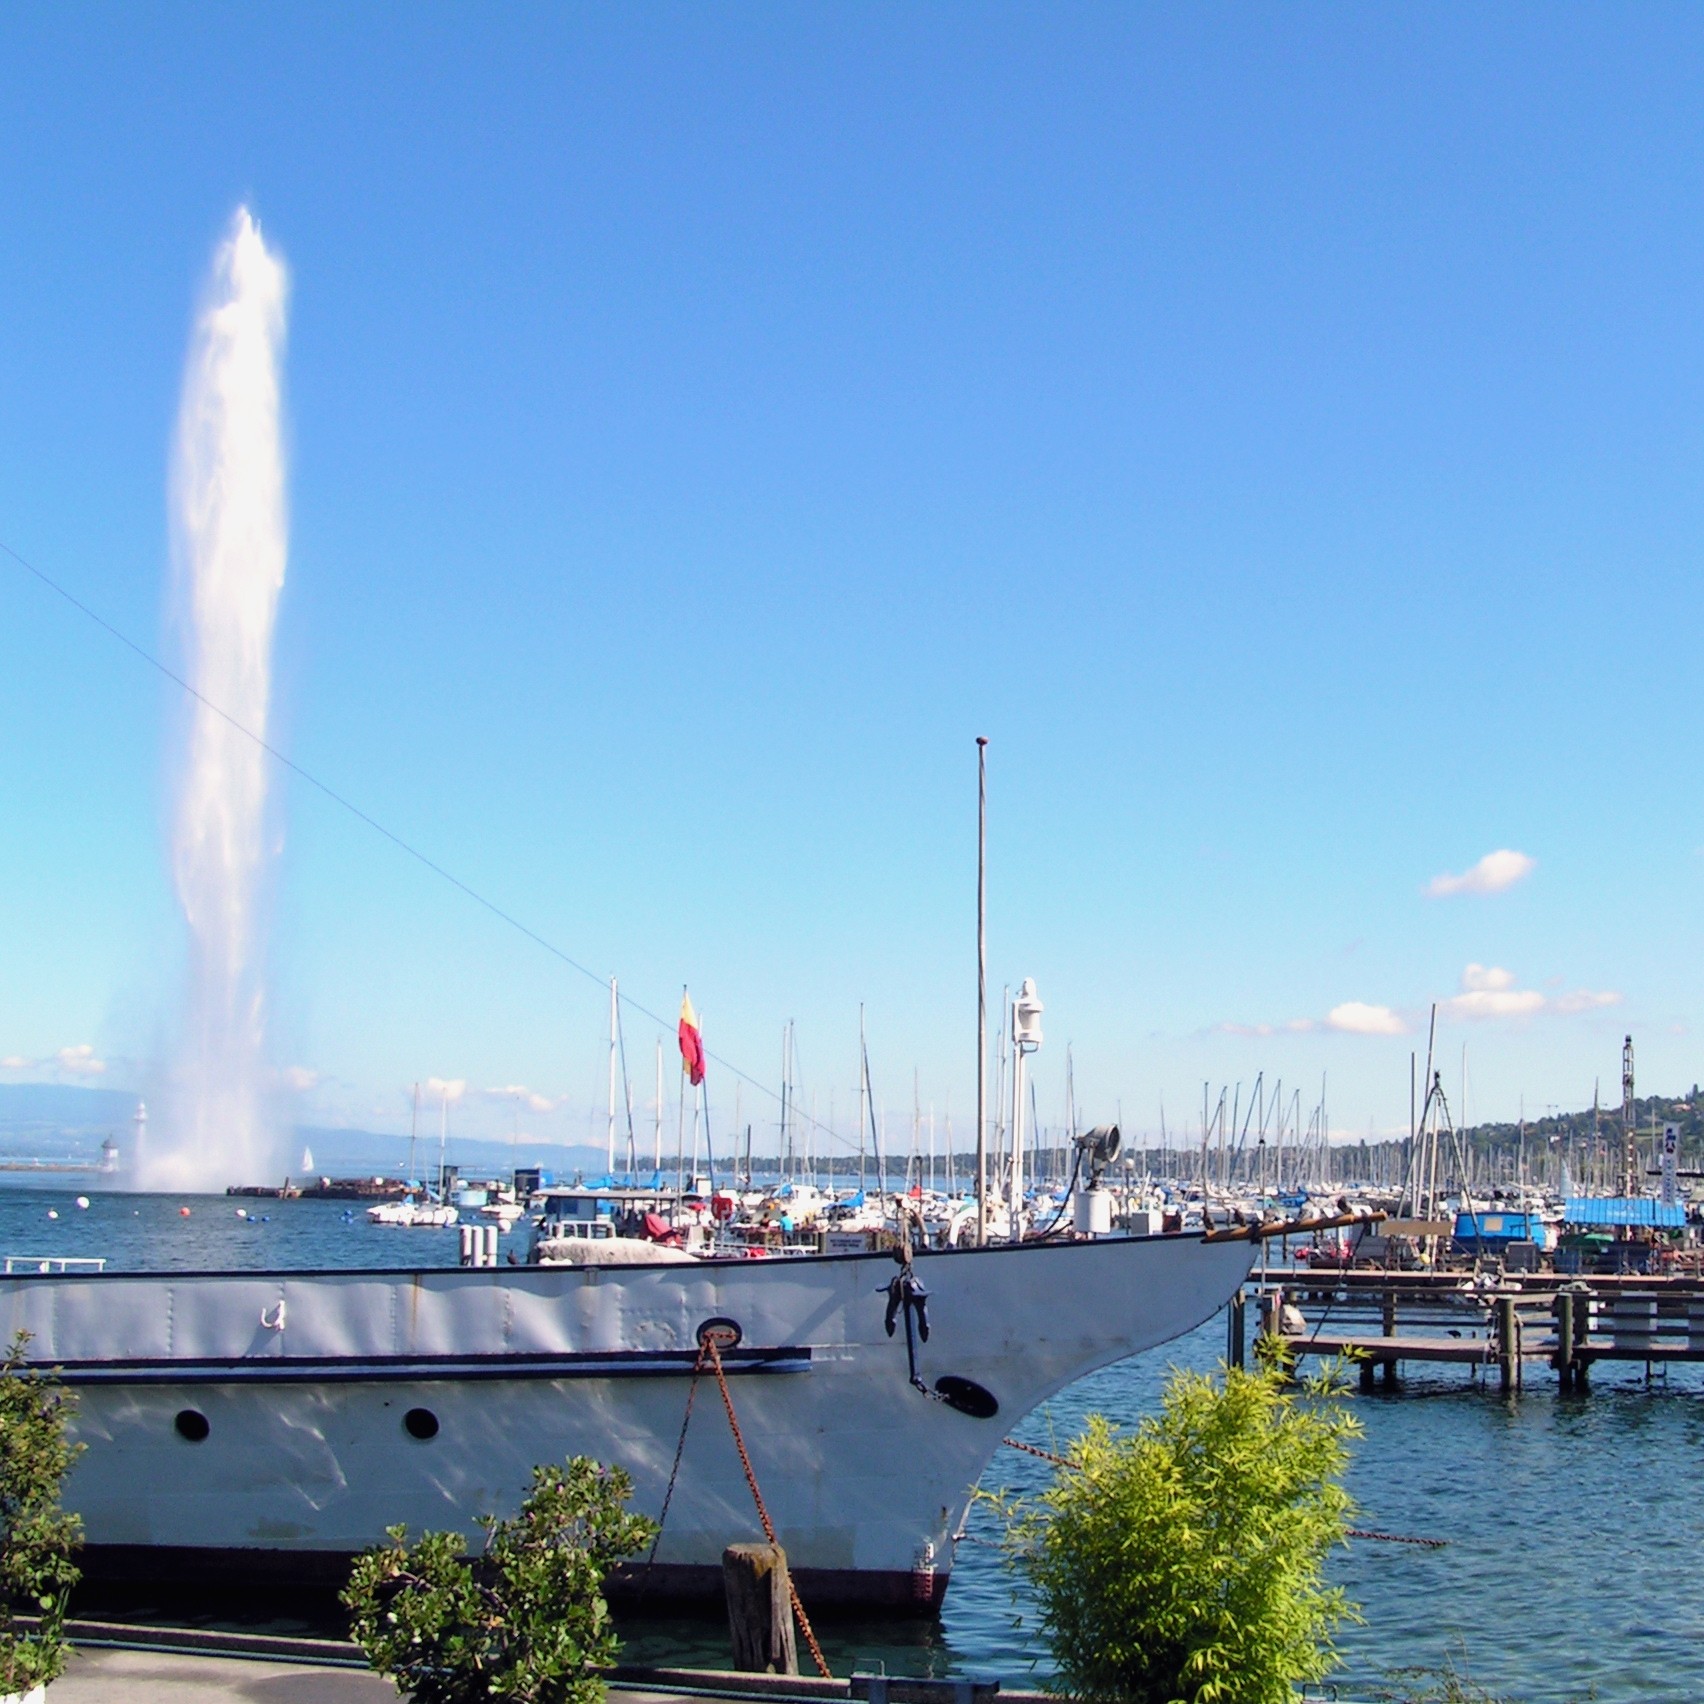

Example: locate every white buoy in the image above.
[75,1195,90,1210]
[236,1208,248,1218]
[46,1209,58,1220]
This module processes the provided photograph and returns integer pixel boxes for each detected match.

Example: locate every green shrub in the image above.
[0,1331,83,1695]
[1004,1362,1361,1704]
[342,1456,657,1704]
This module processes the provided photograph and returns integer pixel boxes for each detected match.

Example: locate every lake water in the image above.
[1,1187,1696,1702]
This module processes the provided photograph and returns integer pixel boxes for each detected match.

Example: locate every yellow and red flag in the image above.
[678,992,706,1086]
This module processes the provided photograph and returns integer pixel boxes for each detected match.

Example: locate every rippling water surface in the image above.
[2,1188,1697,1701]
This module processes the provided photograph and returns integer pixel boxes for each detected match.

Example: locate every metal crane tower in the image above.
[1621,1035,1638,1199]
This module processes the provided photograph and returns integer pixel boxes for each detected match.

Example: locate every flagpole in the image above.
[701,1072,716,1196]
[676,987,688,1198]
[976,736,988,1247]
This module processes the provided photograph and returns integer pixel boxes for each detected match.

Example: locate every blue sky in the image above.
[2,5,1702,1157]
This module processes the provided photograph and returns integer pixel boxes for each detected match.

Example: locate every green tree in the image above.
[1005,1362,1361,1704]
[0,1331,84,1695]
[342,1456,657,1704]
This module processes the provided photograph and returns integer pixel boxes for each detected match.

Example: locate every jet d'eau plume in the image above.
[144,208,290,1191]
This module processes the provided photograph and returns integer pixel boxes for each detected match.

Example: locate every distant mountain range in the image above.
[0,1083,610,1184]
[0,1083,136,1126]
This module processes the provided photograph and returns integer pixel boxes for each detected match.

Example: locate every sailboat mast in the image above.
[858,1005,868,1196]
[975,736,988,1246]
[607,975,618,1178]
[437,1085,448,1200]
[654,1039,664,1176]
[779,1024,790,1185]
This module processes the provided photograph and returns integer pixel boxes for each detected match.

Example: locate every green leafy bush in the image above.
[0,1331,84,1695]
[1004,1362,1361,1704]
[342,1456,657,1704]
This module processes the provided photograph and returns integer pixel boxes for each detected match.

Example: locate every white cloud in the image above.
[1325,1002,1407,1036]
[426,1077,466,1104]
[1442,987,1546,1020]
[1438,964,1619,1022]
[54,1045,106,1078]
[1461,963,1515,992]
[1217,962,1615,1041]
[279,1065,320,1093]
[1426,849,1535,898]
[0,1056,33,1071]
[1215,1018,1317,1038]
[484,1085,561,1114]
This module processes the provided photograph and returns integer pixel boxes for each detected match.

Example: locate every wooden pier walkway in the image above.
[1235,1270,1704,1392]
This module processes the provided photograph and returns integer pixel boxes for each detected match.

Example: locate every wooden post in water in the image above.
[1495,1294,1519,1393]
[1555,1291,1575,1391]
[723,1543,799,1675]
[1226,1288,1246,1368]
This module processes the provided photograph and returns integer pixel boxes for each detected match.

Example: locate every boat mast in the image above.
[437,1084,448,1200]
[858,1004,868,1196]
[607,975,618,1178]
[975,736,988,1245]
[912,1069,921,1196]
[779,1024,789,1186]
[408,1082,419,1189]
[654,1039,663,1177]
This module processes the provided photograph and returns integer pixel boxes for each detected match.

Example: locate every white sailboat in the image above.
[367,1082,458,1227]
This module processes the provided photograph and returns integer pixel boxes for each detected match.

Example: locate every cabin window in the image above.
[174,1409,211,1442]
[404,1407,440,1441]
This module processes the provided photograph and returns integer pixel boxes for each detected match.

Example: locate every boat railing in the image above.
[4,1255,108,1275]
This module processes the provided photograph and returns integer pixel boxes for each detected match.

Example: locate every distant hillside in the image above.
[0,1083,136,1127]
[0,1084,612,1183]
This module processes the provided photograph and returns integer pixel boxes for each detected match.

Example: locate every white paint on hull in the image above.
[0,1235,1252,1593]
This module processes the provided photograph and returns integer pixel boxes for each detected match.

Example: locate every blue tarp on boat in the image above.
[1454,1210,1543,1250]
[1563,1197,1687,1229]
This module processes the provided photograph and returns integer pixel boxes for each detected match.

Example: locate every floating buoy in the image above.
[46,1209,58,1220]
[179,1206,192,1217]
[236,1208,248,1219]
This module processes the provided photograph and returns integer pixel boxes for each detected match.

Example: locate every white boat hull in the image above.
[0,1233,1252,1609]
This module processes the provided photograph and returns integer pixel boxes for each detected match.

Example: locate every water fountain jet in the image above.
[145,207,289,1191]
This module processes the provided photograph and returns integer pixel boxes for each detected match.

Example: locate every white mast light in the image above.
[1014,979,1044,1049]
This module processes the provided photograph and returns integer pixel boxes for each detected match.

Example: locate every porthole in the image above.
[175,1409,211,1442]
[403,1407,440,1441]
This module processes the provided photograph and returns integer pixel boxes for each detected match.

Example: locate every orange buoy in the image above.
[179,1206,192,1217]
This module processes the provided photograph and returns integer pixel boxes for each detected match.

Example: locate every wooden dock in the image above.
[1234,1270,1704,1392]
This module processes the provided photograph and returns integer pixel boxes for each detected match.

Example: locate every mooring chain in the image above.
[704,1339,833,1680]
[1000,1435,1072,1468]
[637,1340,711,1596]
[1344,1525,1448,1549]
[997,1437,1446,1549]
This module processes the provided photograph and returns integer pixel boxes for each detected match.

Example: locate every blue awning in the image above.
[1563,1197,1687,1229]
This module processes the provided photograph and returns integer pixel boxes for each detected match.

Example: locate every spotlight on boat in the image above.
[1074,1124,1122,1181]
[1072,1126,1121,1238]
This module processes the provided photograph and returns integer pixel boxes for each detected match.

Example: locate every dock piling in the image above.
[1494,1295,1520,1392]
[722,1543,798,1676]
[1225,1288,1246,1368]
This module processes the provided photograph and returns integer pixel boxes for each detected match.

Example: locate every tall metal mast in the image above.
[1622,1035,1638,1198]
[607,976,617,1178]
[975,737,989,1246]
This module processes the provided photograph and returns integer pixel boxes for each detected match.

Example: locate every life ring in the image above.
[711,1193,736,1222]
